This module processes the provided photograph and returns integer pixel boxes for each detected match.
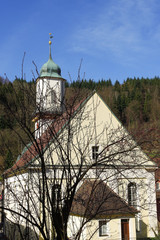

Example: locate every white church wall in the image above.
[4,91,158,239]
[68,216,136,240]
[36,77,64,113]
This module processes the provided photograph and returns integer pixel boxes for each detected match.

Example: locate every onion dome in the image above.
[40,34,61,78]
[40,57,61,78]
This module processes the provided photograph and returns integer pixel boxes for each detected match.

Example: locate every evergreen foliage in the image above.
[1,76,160,171]
[5,149,13,169]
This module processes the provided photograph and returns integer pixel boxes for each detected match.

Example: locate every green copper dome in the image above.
[40,35,62,78]
[40,56,61,78]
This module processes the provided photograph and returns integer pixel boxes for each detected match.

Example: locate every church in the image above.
[3,37,158,240]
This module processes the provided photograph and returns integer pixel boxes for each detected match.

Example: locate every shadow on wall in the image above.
[137,220,153,240]
[4,219,156,240]
[5,220,38,240]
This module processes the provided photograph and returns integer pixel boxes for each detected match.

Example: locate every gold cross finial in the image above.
[49,33,53,45]
[49,33,53,59]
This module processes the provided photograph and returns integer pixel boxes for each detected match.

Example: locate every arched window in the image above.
[47,89,57,108]
[50,90,56,104]
[128,182,137,207]
[128,182,140,232]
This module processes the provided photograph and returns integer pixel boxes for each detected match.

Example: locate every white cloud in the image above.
[70,0,160,62]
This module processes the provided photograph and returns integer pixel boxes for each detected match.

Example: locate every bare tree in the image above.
[0,78,158,240]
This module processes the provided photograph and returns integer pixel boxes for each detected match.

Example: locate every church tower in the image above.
[33,34,65,138]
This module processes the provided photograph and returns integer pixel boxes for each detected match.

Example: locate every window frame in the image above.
[128,182,137,207]
[52,184,61,207]
[99,220,109,237]
[50,89,57,104]
[92,145,99,160]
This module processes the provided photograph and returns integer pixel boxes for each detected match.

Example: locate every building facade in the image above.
[3,40,158,240]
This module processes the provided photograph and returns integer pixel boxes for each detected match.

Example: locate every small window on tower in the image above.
[51,90,56,104]
[48,90,57,106]
[92,146,99,160]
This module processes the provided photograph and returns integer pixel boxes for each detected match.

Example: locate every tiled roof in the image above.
[3,94,90,176]
[71,180,138,218]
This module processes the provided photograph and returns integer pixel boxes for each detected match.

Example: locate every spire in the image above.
[40,34,61,77]
[49,33,53,59]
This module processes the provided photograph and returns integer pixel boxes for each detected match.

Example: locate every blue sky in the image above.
[1,0,160,83]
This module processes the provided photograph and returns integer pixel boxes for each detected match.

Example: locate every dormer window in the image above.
[92,146,99,160]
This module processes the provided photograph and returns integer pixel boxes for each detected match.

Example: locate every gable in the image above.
[83,92,157,168]
[4,91,157,177]
[38,91,156,170]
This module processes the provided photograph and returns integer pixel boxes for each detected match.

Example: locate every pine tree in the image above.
[5,150,13,169]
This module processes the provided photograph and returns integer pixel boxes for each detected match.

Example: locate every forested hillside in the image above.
[0,76,160,174]
[70,77,160,126]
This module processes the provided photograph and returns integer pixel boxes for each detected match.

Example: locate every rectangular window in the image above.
[92,146,99,160]
[99,220,108,236]
[52,184,61,208]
